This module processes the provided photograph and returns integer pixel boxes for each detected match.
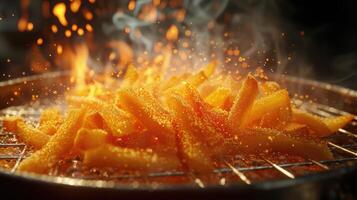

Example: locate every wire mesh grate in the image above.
[0,100,356,187]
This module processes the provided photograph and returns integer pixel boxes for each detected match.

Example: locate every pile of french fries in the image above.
[2,61,354,174]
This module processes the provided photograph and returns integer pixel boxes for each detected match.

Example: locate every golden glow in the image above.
[70,0,81,13]
[85,24,93,32]
[71,24,78,31]
[51,25,58,33]
[65,30,72,37]
[26,22,34,31]
[77,28,84,36]
[36,38,44,45]
[17,18,27,32]
[53,3,68,26]
[128,0,136,11]
[83,10,93,20]
[166,25,179,42]
[57,45,63,55]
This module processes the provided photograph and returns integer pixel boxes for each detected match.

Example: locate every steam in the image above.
[105,0,311,77]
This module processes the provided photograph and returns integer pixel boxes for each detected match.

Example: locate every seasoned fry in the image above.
[117,88,177,154]
[18,109,85,173]
[228,74,259,130]
[2,116,22,132]
[241,89,291,129]
[204,87,233,110]
[292,109,331,137]
[260,81,281,96]
[74,128,108,151]
[174,124,214,173]
[83,144,181,171]
[323,115,354,133]
[17,120,50,149]
[227,128,333,160]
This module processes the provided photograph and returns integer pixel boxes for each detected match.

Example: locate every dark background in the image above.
[0,0,356,89]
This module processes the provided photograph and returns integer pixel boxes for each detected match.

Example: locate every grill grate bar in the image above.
[328,142,357,157]
[11,145,27,173]
[224,161,251,184]
[263,158,295,179]
[309,159,329,170]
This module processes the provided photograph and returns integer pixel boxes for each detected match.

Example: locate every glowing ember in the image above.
[70,0,82,13]
[166,25,179,42]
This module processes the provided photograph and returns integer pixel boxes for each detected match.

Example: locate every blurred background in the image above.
[0,0,356,89]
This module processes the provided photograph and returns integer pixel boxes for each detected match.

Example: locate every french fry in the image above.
[227,128,333,160]
[260,81,281,96]
[99,104,134,137]
[82,111,104,129]
[185,60,216,87]
[323,115,354,133]
[204,87,233,110]
[83,144,181,171]
[121,64,139,87]
[292,109,331,137]
[67,96,134,137]
[74,128,108,151]
[228,74,258,130]
[117,88,177,154]
[283,123,310,137]
[174,124,214,173]
[17,120,50,149]
[241,89,291,129]
[18,108,85,173]
[39,107,63,127]
[168,94,226,157]
[2,116,22,132]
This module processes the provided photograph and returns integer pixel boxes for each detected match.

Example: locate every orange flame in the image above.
[53,3,68,26]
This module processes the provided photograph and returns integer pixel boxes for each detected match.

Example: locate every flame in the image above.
[71,44,89,88]
[166,25,179,42]
[53,3,68,26]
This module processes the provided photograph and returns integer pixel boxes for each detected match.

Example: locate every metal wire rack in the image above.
[0,100,356,188]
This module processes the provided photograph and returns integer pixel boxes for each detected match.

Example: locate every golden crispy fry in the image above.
[18,109,85,173]
[260,81,281,96]
[204,87,233,110]
[227,128,333,160]
[99,104,134,137]
[122,64,139,87]
[39,107,63,127]
[168,94,226,157]
[323,115,354,133]
[2,116,22,132]
[228,74,258,130]
[74,128,108,151]
[292,109,331,137]
[17,120,50,149]
[83,144,181,171]
[241,89,291,129]
[117,88,177,154]
[174,125,213,173]
[283,123,310,137]
[67,96,134,137]
[82,111,104,129]
[185,60,216,87]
